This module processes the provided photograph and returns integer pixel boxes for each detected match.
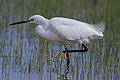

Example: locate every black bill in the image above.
[10,19,34,25]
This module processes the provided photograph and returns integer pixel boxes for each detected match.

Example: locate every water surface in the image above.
[0,0,120,80]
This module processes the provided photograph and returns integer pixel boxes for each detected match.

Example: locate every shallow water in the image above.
[0,0,120,80]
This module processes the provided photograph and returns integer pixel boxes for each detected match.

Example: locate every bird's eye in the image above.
[30,19,34,21]
[27,19,34,22]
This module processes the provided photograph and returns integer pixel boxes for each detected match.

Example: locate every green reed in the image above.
[0,0,120,80]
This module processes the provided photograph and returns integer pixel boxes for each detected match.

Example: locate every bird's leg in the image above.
[53,46,69,61]
[64,46,70,80]
[64,46,70,69]
[62,44,88,53]
[54,52,65,61]
[53,46,70,79]
[54,44,88,61]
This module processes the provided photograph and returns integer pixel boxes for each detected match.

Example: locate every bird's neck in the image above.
[39,19,49,30]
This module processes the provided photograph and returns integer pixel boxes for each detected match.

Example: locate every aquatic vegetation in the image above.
[0,0,119,80]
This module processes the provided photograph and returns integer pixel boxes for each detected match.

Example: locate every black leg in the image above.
[62,44,88,80]
[65,47,70,69]
[62,44,88,53]
[64,46,70,80]
[64,46,70,70]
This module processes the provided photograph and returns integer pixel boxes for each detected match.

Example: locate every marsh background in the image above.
[0,0,120,80]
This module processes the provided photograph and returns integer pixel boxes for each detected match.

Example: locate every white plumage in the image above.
[50,17,104,44]
[10,15,105,45]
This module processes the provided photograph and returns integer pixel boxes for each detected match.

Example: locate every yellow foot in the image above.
[60,74,65,80]
[54,51,67,61]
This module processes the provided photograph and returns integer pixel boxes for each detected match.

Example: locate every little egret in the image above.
[10,15,105,77]
[10,15,105,55]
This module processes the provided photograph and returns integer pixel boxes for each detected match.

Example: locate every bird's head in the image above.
[10,15,48,25]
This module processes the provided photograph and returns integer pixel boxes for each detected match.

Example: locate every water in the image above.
[0,0,120,80]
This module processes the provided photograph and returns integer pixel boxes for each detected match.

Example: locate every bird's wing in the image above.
[50,17,104,43]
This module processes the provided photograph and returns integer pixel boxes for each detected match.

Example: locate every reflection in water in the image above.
[53,52,70,80]
[0,23,120,80]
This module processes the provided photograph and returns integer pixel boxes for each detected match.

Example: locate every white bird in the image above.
[10,15,105,53]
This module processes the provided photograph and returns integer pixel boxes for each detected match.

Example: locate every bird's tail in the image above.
[94,22,105,33]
